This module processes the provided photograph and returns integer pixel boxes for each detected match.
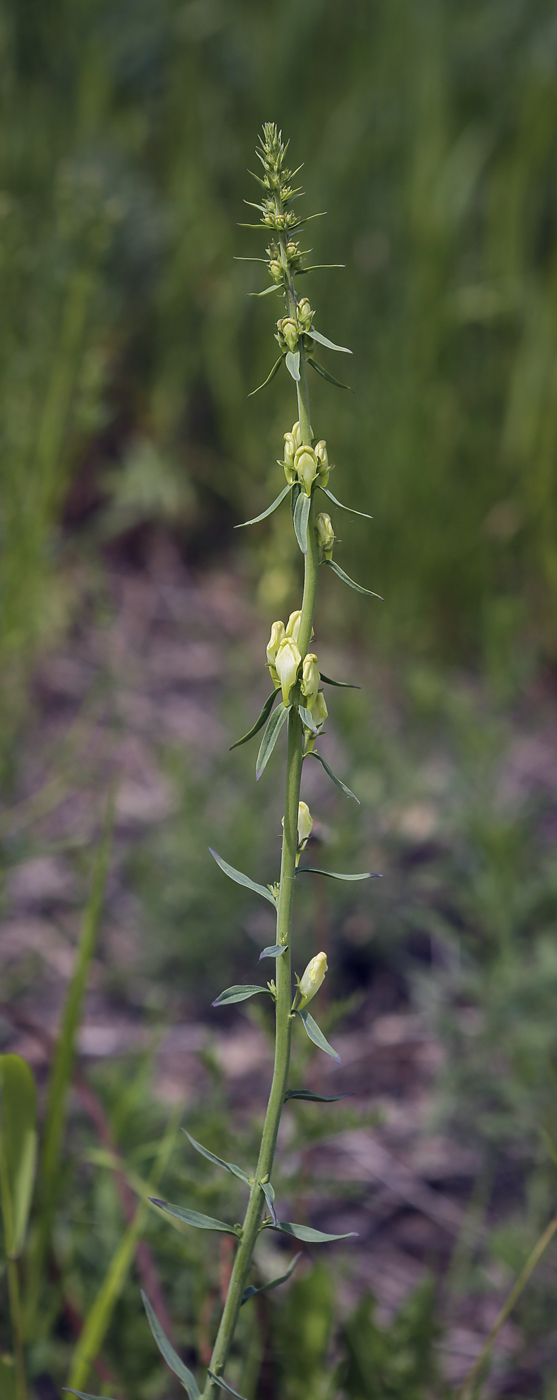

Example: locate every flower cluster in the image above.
[281,420,330,495]
[266,614,328,744]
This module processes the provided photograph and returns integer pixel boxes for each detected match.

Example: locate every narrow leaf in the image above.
[212,985,271,1007]
[297,1008,341,1064]
[308,358,352,391]
[142,1292,200,1398]
[0,1055,37,1258]
[298,705,319,734]
[235,484,292,529]
[209,849,277,907]
[183,1132,251,1186]
[291,482,301,522]
[229,691,279,751]
[299,264,345,272]
[309,328,352,354]
[249,284,282,297]
[275,1220,358,1243]
[319,487,373,520]
[285,350,300,381]
[261,1180,279,1227]
[64,1392,112,1399]
[241,1252,301,1304]
[324,558,383,598]
[284,1089,352,1103]
[304,751,359,803]
[248,355,283,397]
[297,868,380,881]
[151,1200,240,1235]
[208,1372,247,1400]
[259,944,286,960]
[293,491,311,554]
[256,703,290,779]
[319,671,360,689]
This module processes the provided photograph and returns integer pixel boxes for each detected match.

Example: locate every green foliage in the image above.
[339,1280,439,1400]
[0,1056,37,1261]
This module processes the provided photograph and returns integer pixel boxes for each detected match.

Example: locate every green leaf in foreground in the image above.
[150,1200,240,1236]
[309,327,352,354]
[235,484,292,529]
[293,489,311,553]
[229,690,279,751]
[324,558,383,598]
[297,1009,341,1063]
[241,1252,302,1304]
[297,868,380,881]
[259,944,286,959]
[285,349,301,381]
[183,1132,251,1186]
[208,1372,248,1400]
[298,704,318,734]
[274,1220,358,1243]
[256,702,290,779]
[212,985,272,1007]
[308,358,352,391]
[284,1089,352,1103]
[209,849,277,906]
[141,1291,200,1398]
[319,671,360,688]
[304,750,359,803]
[319,486,373,519]
[248,354,283,396]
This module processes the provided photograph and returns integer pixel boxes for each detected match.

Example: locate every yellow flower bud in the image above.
[285,609,302,642]
[266,620,285,669]
[301,652,320,710]
[292,420,302,449]
[283,432,296,467]
[297,800,313,847]
[269,259,283,283]
[313,689,328,727]
[275,637,301,704]
[297,297,313,329]
[315,440,328,473]
[278,317,299,353]
[315,512,335,559]
[294,444,318,497]
[298,951,328,1008]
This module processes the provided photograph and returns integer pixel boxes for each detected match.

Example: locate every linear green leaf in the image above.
[319,671,360,689]
[183,1132,251,1186]
[64,1391,113,1399]
[285,349,300,381]
[259,944,286,960]
[249,284,282,297]
[293,489,310,554]
[300,264,345,272]
[275,1220,358,1243]
[324,558,383,598]
[229,691,280,751]
[212,984,272,1007]
[296,868,380,881]
[261,1180,279,1227]
[150,1200,240,1235]
[235,484,292,529]
[208,1372,248,1400]
[284,1089,352,1103]
[0,1054,37,1259]
[298,704,318,734]
[297,1009,341,1064]
[209,849,277,906]
[308,358,352,391]
[319,487,373,520]
[309,328,352,354]
[248,355,283,397]
[141,1291,200,1398]
[241,1252,301,1304]
[304,751,359,803]
[256,702,290,779]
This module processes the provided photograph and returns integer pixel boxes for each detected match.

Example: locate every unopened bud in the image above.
[275,637,301,705]
[269,259,283,283]
[285,609,302,643]
[291,421,302,449]
[297,297,313,329]
[266,620,285,670]
[298,951,328,1008]
[297,800,313,846]
[278,318,299,353]
[313,689,328,728]
[315,441,328,473]
[294,445,318,497]
[316,512,335,559]
[301,653,320,710]
[283,433,296,467]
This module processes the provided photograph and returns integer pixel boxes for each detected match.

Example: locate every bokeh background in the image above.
[2,2,557,1397]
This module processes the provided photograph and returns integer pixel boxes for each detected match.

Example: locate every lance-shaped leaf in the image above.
[150,1199,240,1236]
[299,264,345,273]
[241,1252,301,1304]
[209,849,277,907]
[319,486,373,520]
[249,284,282,297]
[304,751,359,803]
[298,704,319,734]
[293,490,311,554]
[324,559,382,598]
[297,868,380,881]
[248,355,283,397]
[297,1008,341,1064]
[308,358,352,391]
[229,690,280,751]
[259,944,286,960]
[285,349,300,381]
[141,1291,200,1399]
[64,1392,113,1399]
[256,702,290,779]
[212,985,272,1007]
[284,1089,352,1103]
[308,328,352,354]
[235,484,292,529]
[261,1180,279,1227]
[274,1221,358,1243]
[319,671,360,689]
[0,1054,37,1259]
[208,1372,247,1400]
[183,1132,251,1186]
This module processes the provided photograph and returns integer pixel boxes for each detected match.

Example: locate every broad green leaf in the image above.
[212,984,272,1007]
[309,328,352,354]
[285,349,300,381]
[304,751,359,803]
[208,1372,247,1400]
[259,944,286,959]
[284,1089,352,1103]
[324,558,383,598]
[297,1009,341,1064]
[275,1220,358,1243]
[235,485,292,530]
[293,489,310,554]
[229,690,280,751]
[256,703,290,779]
[241,1252,301,1304]
[248,355,283,397]
[261,1180,278,1226]
[308,358,352,391]
[319,486,373,520]
[183,1132,251,1186]
[209,849,277,906]
[297,868,380,881]
[298,704,318,734]
[0,1054,37,1258]
[151,1199,240,1235]
[319,671,360,689]
[141,1292,200,1398]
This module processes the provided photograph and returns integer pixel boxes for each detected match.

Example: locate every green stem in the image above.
[8,1258,27,1400]
[202,348,318,1398]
